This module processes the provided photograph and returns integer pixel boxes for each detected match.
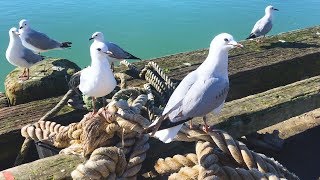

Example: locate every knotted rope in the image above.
[18,61,299,179]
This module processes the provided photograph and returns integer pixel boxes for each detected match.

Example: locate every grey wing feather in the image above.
[107,42,140,59]
[163,71,197,117]
[22,48,44,64]
[26,29,61,50]
[68,71,82,94]
[181,78,229,118]
[251,18,272,36]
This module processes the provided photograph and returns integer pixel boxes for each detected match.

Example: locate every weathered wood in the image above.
[259,108,320,139]
[2,75,319,179]
[0,93,8,108]
[201,75,320,138]
[0,97,61,136]
[0,154,83,180]
[0,96,87,170]
[116,26,320,100]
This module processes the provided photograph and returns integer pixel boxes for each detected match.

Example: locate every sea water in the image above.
[0,0,319,91]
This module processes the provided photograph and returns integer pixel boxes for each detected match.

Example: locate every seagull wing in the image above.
[106,42,140,60]
[25,29,61,50]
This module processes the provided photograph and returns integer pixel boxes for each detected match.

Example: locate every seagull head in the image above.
[8,27,20,39]
[19,19,30,30]
[210,33,243,51]
[265,5,279,14]
[89,32,104,41]
[93,45,113,58]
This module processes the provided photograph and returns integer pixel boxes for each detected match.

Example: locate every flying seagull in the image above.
[69,42,116,114]
[18,19,72,53]
[89,32,141,71]
[6,27,44,80]
[247,5,279,40]
[145,33,243,143]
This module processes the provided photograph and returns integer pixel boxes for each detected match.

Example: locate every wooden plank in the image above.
[202,75,320,138]
[0,155,83,180]
[117,26,320,100]
[2,75,319,179]
[0,97,61,135]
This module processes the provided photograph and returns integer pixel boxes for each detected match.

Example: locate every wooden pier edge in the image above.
[1,75,319,179]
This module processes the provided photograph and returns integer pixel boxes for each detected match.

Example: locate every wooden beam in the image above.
[117,26,320,101]
[2,75,319,179]
[0,155,83,180]
[202,75,320,138]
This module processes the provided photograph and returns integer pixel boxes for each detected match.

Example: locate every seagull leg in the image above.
[202,116,210,133]
[19,68,26,79]
[26,68,30,80]
[111,62,114,72]
[92,97,97,114]
[189,120,193,129]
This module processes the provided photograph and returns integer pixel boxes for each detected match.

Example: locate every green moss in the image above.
[4,58,80,105]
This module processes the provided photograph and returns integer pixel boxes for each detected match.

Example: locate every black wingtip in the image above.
[61,42,72,48]
[128,54,141,60]
[246,33,256,39]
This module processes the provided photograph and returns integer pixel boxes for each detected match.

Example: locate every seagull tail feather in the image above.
[153,124,183,143]
[246,33,256,39]
[61,41,72,48]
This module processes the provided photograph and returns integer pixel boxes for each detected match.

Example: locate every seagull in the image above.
[246,5,279,40]
[89,32,141,71]
[145,33,243,143]
[18,19,72,53]
[6,27,44,80]
[69,43,116,114]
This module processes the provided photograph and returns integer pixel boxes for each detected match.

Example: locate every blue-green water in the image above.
[1,0,320,91]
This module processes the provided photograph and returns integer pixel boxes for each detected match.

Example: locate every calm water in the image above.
[1,0,320,91]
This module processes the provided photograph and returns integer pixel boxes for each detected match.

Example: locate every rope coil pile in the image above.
[19,60,298,179]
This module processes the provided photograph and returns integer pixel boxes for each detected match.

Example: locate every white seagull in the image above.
[18,19,72,53]
[247,5,279,40]
[6,27,44,80]
[146,33,243,143]
[70,42,117,113]
[89,32,141,70]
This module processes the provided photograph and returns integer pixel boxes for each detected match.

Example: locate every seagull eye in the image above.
[224,38,229,42]
[25,24,26,26]
[97,48,101,51]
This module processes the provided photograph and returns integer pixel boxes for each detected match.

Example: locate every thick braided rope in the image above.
[168,165,201,180]
[145,69,167,94]
[71,147,127,180]
[175,127,298,179]
[114,72,128,89]
[120,60,141,77]
[155,153,198,175]
[147,62,175,90]
[120,135,150,179]
[21,121,66,142]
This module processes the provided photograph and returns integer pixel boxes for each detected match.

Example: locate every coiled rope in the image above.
[18,61,298,179]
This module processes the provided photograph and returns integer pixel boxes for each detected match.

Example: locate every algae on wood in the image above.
[4,58,80,105]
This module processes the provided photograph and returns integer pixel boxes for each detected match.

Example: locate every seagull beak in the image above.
[89,37,94,41]
[229,41,243,48]
[274,8,279,11]
[105,51,113,56]
[19,26,23,29]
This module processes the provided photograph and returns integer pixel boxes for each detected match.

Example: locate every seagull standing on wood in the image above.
[89,32,141,71]
[18,19,72,53]
[145,33,243,143]
[6,27,44,80]
[69,42,117,114]
[247,5,279,40]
